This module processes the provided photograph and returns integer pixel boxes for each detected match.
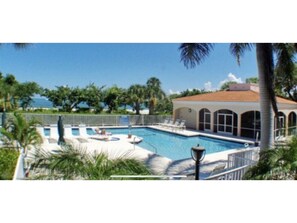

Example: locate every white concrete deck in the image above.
[149,125,255,144]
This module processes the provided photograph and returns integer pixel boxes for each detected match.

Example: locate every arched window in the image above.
[275,112,286,137]
[199,108,211,131]
[214,109,238,136]
[288,112,296,136]
[241,111,261,139]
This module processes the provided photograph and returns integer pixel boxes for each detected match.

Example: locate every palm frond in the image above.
[273,43,295,76]
[179,43,214,68]
[29,144,153,180]
[229,43,253,65]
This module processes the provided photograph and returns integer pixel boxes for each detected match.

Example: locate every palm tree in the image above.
[0,43,30,125]
[0,74,19,111]
[274,44,297,101]
[243,136,297,180]
[179,43,296,151]
[28,144,153,180]
[127,84,146,115]
[146,77,165,115]
[0,112,42,153]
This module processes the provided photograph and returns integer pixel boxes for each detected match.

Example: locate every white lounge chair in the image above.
[163,119,175,128]
[176,120,186,131]
[158,118,169,127]
[64,127,73,138]
[79,127,90,138]
[165,119,180,130]
[49,126,59,140]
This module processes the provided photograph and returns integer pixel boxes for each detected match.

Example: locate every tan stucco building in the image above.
[172,84,297,140]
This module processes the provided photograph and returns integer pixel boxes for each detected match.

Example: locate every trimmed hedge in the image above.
[0,149,19,180]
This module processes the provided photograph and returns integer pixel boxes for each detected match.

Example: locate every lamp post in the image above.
[191,145,206,180]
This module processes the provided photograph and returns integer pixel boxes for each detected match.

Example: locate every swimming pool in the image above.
[90,127,244,160]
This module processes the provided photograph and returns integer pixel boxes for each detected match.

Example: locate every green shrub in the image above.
[0,149,19,180]
[243,136,297,180]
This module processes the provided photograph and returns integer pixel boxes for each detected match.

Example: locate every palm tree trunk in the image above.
[256,43,275,150]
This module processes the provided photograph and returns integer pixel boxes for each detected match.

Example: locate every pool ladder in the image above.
[141,139,158,154]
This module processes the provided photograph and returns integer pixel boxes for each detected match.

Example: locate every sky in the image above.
[0,43,258,95]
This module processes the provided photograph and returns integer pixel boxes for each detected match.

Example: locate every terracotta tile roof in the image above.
[173,90,297,105]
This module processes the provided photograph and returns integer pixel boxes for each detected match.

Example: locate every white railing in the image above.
[205,148,259,180]
[205,165,251,180]
[227,148,258,169]
[13,152,26,180]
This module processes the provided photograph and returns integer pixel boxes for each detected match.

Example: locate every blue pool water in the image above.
[90,127,244,161]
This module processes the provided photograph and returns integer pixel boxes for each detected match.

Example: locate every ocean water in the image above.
[30,98,147,111]
[31,98,53,108]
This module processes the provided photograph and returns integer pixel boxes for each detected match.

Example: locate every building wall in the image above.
[175,107,197,129]
[173,101,297,139]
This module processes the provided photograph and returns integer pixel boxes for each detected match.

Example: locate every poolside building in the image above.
[172,84,297,140]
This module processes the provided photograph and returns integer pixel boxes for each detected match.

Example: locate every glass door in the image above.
[204,112,211,131]
[217,113,233,134]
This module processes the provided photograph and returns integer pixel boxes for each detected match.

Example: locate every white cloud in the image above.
[218,73,243,88]
[168,89,180,95]
[204,81,213,91]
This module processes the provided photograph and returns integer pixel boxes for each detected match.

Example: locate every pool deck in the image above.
[24,125,258,179]
[27,125,259,180]
[148,125,255,145]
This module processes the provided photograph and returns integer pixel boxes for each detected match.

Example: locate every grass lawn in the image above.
[0,149,19,180]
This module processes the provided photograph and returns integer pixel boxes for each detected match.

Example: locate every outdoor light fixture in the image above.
[188,108,192,113]
[191,145,206,180]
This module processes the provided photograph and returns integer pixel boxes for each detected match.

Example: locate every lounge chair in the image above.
[49,126,59,140]
[79,127,91,138]
[165,119,180,130]
[64,127,73,138]
[157,118,169,126]
[175,120,186,131]
[159,118,170,127]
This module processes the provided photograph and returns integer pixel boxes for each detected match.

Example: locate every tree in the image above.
[179,43,295,150]
[127,84,146,115]
[102,86,124,113]
[0,112,42,153]
[220,81,238,91]
[0,73,19,112]
[155,96,173,114]
[28,144,152,180]
[0,43,31,111]
[274,44,297,101]
[245,77,259,84]
[16,82,41,110]
[146,77,165,115]
[84,83,104,113]
[42,85,85,112]
[243,137,297,180]
[177,88,209,97]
